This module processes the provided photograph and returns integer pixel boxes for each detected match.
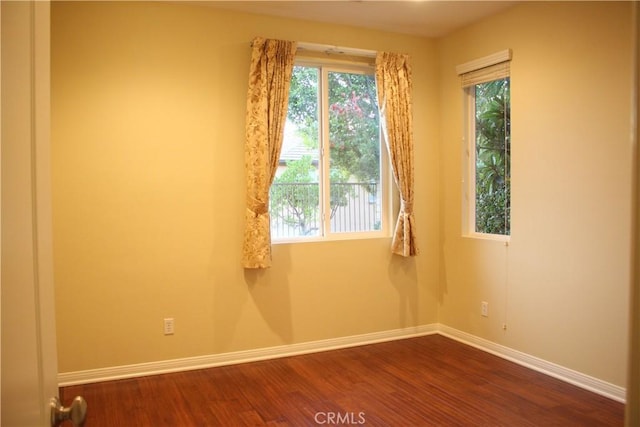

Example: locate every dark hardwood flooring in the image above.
[61,335,624,426]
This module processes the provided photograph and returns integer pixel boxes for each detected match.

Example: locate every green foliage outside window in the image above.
[327,70,380,184]
[475,78,510,235]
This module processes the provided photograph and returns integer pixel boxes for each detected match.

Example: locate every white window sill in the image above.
[463,232,510,245]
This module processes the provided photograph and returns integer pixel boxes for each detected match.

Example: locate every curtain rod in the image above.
[296,42,377,59]
[249,39,377,59]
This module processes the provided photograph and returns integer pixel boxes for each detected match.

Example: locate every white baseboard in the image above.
[59,323,626,404]
[437,324,626,403]
[58,324,438,386]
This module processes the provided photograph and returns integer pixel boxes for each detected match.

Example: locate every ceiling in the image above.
[199,1,517,38]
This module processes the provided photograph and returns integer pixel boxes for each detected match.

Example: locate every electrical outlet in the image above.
[481,302,488,317]
[163,318,175,335]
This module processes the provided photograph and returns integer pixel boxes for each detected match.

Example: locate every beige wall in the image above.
[51,2,439,372]
[438,2,633,387]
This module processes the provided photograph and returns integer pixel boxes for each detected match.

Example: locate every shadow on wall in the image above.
[244,244,294,344]
[438,236,451,306]
[388,254,419,328]
[210,242,294,352]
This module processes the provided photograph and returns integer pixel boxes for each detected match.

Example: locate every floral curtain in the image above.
[375,52,419,257]
[242,37,297,268]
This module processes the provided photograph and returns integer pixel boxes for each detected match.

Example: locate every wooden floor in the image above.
[61,335,624,426]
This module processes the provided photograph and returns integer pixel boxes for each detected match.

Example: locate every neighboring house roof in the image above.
[279,132,318,165]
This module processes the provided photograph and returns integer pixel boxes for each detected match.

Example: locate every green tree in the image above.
[327,71,380,183]
[475,78,510,235]
[286,66,380,183]
[287,67,319,147]
[270,156,319,236]
[269,158,355,236]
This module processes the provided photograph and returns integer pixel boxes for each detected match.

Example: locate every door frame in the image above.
[1,1,58,425]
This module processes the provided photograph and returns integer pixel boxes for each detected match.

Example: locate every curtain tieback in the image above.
[248,197,268,217]
[399,200,414,216]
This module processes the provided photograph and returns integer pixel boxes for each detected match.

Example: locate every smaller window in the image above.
[470,78,510,236]
[457,50,511,239]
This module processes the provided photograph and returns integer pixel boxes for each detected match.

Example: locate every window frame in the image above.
[458,51,512,242]
[463,84,510,242]
[271,58,392,244]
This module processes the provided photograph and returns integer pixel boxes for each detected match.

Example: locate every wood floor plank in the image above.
[61,335,624,426]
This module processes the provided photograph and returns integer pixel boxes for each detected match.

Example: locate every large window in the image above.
[270,63,388,240]
[459,51,511,238]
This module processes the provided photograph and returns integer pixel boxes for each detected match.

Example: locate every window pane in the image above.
[270,66,320,238]
[327,71,381,233]
[474,77,510,235]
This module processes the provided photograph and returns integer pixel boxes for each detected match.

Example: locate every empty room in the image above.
[2,0,639,425]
